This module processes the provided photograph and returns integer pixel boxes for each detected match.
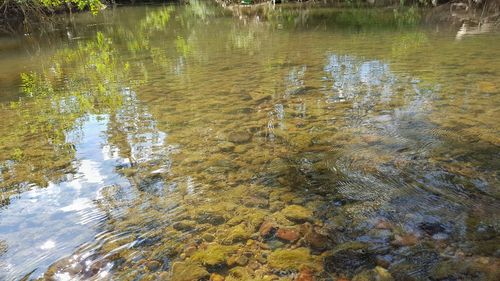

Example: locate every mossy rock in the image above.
[226,266,254,281]
[191,202,237,225]
[281,205,313,223]
[224,223,253,244]
[191,243,238,266]
[172,220,197,231]
[268,247,320,271]
[323,242,375,275]
[170,261,209,281]
[352,266,393,281]
[228,131,252,144]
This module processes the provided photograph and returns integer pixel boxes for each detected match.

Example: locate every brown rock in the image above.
[259,220,276,238]
[304,229,329,251]
[297,267,315,281]
[248,260,261,270]
[146,260,161,271]
[228,131,252,144]
[392,234,418,247]
[236,255,249,266]
[375,220,393,230]
[276,227,301,242]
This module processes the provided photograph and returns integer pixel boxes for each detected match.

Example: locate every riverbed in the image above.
[0,2,499,280]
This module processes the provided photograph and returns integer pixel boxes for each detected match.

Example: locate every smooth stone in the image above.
[195,212,225,226]
[146,260,161,271]
[172,220,196,231]
[276,227,301,242]
[391,234,418,247]
[323,242,375,275]
[296,267,315,281]
[228,131,252,144]
[202,233,215,242]
[218,141,235,152]
[304,227,329,252]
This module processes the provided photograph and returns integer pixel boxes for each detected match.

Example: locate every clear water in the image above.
[0,3,499,280]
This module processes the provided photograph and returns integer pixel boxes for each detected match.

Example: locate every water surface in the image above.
[0,3,499,280]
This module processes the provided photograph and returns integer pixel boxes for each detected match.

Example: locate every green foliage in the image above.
[393,5,421,26]
[39,0,104,14]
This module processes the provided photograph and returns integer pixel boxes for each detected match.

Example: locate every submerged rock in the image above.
[259,220,277,238]
[170,261,209,281]
[218,141,236,152]
[323,242,375,276]
[352,266,394,281]
[303,226,330,252]
[195,212,226,226]
[191,243,238,266]
[228,131,252,144]
[276,227,301,242]
[172,220,196,231]
[391,234,419,247]
[268,247,320,271]
[146,260,161,271]
[225,223,252,244]
[281,205,313,223]
[210,273,225,281]
[296,267,315,281]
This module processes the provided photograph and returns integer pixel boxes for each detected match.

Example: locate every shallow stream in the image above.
[0,3,499,281]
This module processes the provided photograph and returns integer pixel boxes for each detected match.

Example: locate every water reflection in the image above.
[0,3,499,281]
[0,115,131,280]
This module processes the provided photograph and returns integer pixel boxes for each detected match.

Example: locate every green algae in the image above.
[224,223,253,244]
[170,261,209,281]
[280,205,313,222]
[268,247,320,271]
[191,243,239,266]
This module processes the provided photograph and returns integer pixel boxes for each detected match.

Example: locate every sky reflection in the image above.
[0,115,130,280]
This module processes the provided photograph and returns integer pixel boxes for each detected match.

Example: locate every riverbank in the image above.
[218,0,500,27]
[1,0,499,35]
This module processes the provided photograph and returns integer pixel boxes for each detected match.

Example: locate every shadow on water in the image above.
[0,2,499,280]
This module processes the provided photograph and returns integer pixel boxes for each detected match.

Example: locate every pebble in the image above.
[375,220,393,230]
[304,228,329,252]
[210,273,225,281]
[146,260,161,271]
[259,220,276,238]
[276,227,301,242]
[218,141,235,152]
[236,255,249,266]
[392,234,418,246]
[228,131,252,144]
[296,267,314,281]
[202,233,215,242]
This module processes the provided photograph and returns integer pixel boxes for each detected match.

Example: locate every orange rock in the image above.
[296,267,314,281]
[276,227,301,242]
